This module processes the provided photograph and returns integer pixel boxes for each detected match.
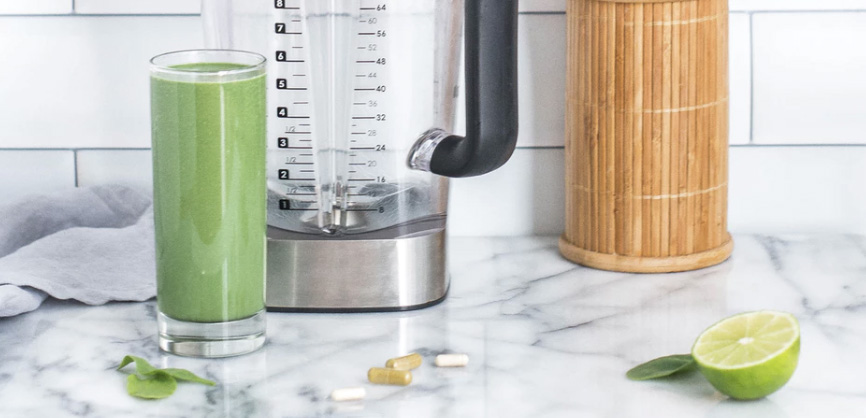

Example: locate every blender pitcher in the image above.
[202,0,518,311]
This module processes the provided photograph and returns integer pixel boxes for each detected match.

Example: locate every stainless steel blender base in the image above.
[266,228,448,312]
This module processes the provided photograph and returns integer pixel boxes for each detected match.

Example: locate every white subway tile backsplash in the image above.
[0,6,862,237]
[0,151,75,202]
[752,13,866,145]
[0,0,71,15]
[75,0,199,15]
[510,1,866,15]
[449,148,564,236]
[730,0,866,12]
[454,13,566,148]
[728,13,751,145]
[0,16,202,149]
[451,145,866,236]
[517,0,866,14]
[76,150,152,190]
[512,12,746,148]
[728,146,866,234]
[517,13,566,148]
[519,0,566,13]
[3,142,865,235]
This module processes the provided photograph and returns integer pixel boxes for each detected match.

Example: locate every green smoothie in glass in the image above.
[150,51,266,357]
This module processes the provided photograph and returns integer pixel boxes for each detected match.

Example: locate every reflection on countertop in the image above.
[1,235,865,417]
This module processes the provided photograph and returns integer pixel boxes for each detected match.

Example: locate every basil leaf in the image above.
[117,355,217,399]
[126,371,177,400]
[626,354,696,381]
[117,355,159,376]
[161,368,216,386]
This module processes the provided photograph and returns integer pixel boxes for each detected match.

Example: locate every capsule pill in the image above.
[435,353,469,367]
[368,367,412,386]
[385,353,423,370]
[330,387,366,402]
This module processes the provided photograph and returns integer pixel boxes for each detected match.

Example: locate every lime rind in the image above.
[692,311,799,370]
[697,336,800,400]
[692,311,800,400]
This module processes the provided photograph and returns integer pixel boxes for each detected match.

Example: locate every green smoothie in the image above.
[151,62,266,323]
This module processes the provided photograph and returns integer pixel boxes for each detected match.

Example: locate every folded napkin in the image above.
[0,185,155,317]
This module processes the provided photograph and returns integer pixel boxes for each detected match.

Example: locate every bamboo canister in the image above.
[559,0,733,273]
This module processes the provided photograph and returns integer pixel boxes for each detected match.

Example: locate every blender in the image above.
[201,0,518,311]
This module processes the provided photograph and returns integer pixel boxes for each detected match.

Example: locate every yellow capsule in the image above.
[368,367,412,386]
[385,353,423,370]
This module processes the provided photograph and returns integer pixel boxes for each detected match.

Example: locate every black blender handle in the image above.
[428,0,519,178]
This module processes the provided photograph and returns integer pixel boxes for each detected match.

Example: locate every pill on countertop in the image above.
[330,387,366,402]
[435,354,469,367]
[385,353,423,370]
[368,367,412,386]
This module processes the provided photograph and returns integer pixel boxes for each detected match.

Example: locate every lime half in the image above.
[692,311,800,400]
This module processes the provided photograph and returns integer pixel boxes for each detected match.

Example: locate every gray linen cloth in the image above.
[0,185,155,317]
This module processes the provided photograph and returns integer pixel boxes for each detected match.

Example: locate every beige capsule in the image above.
[385,353,423,370]
[368,367,412,386]
[434,353,469,367]
[330,387,366,402]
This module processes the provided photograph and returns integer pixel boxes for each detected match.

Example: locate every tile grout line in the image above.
[730,143,866,148]
[748,9,866,14]
[0,11,569,18]
[517,11,566,15]
[0,142,866,153]
[0,148,151,151]
[3,9,866,18]
[3,144,866,152]
[0,13,200,17]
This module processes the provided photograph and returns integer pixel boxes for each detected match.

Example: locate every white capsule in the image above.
[330,387,366,402]
[434,353,469,367]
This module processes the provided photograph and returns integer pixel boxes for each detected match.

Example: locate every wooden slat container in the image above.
[559,0,733,273]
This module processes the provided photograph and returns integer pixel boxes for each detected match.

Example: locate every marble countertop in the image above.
[1,235,865,417]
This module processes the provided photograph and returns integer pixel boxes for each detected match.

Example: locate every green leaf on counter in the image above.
[116,355,216,400]
[161,368,216,386]
[117,355,159,376]
[126,372,177,400]
[626,354,696,381]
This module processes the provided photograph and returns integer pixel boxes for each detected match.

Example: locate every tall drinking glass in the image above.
[150,50,267,357]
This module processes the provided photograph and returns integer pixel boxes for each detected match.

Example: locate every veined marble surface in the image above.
[1,235,864,417]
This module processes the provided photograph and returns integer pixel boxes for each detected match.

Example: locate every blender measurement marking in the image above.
[278,200,317,211]
[273,0,298,10]
[271,0,394,220]
[274,24,301,35]
[277,170,314,182]
[275,52,304,63]
[273,1,317,216]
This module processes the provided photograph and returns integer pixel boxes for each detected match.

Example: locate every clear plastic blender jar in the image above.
[202,0,518,311]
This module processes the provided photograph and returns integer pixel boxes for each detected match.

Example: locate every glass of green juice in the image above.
[150,50,267,357]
